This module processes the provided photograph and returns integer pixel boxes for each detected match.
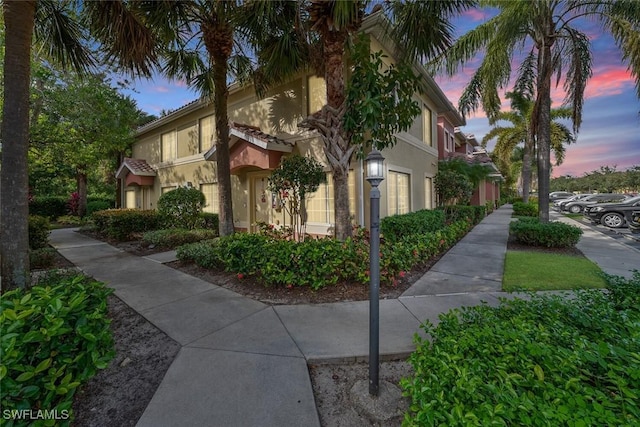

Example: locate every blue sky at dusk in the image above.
[120,7,640,178]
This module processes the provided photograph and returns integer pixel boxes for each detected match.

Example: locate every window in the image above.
[161,131,177,162]
[423,105,433,147]
[388,171,410,215]
[199,115,215,152]
[425,177,433,209]
[306,172,356,223]
[308,76,327,114]
[177,123,198,158]
[444,130,452,153]
[200,183,219,214]
[125,190,136,209]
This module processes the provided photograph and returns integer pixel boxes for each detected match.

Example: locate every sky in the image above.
[119,7,640,179]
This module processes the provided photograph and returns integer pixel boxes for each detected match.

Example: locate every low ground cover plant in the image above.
[0,273,114,426]
[510,217,582,248]
[142,228,218,249]
[402,272,640,426]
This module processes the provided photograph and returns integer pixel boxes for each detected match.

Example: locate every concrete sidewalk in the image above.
[48,204,639,426]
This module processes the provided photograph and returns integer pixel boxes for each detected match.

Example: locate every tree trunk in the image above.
[1,1,36,291]
[202,19,235,237]
[77,167,88,217]
[323,29,352,240]
[536,41,553,222]
[521,135,533,203]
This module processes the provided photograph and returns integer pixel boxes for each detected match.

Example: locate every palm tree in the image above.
[242,0,473,240]
[1,1,161,290]
[146,1,265,238]
[432,0,640,221]
[482,92,575,202]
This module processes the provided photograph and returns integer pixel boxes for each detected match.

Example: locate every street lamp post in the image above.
[365,149,385,397]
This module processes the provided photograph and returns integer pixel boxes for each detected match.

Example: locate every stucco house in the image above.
[116,15,465,235]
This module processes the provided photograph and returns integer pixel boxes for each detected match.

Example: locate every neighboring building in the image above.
[116,14,464,235]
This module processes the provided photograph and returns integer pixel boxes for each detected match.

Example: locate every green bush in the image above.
[30,248,57,270]
[28,215,50,250]
[86,200,112,216]
[178,220,473,289]
[512,201,538,217]
[200,212,219,231]
[381,209,445,242]
[402,272,640,426]
[29,196,67,219]
[510,218,582,248]
[142,228,218,249]
[91,209,160,241]
[438,205,486,225]
[0,274,114,424]
[157,187,206,230]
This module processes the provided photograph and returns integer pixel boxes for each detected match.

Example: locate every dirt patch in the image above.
[72,295,180,427]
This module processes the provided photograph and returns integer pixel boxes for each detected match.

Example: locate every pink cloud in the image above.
[460,9,490,22]
[552,144,640,177]
[584,68,634,98]
[153,86,171,93]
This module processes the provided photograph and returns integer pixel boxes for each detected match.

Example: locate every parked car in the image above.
[561,193,628,214]
[629,211,640,234]
[549,191,574,202]
[583,196,640,228]
[553,194,592,210]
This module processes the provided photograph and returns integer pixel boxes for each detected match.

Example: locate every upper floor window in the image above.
[423,105,433,147]
[199,115,215,152]
[161,130,177,162]
[307,75,327,115]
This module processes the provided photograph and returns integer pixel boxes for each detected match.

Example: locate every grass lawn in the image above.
[503,251,607,291]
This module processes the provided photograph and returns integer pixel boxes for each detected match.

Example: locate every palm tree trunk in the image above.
[521,135,533,203]
[324,30,352,240]
[536,41,553,222]
[1,1,36,291]
[202,19,235,237]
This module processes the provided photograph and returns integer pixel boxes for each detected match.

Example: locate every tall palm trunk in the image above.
[202,19,235,237]
[77,166,88,217]
[536,38,554,222]
[1,1,36,291]
[521,134,533,203]
[323,30,352,241]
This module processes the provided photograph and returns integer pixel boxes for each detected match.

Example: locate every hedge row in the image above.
[92,209,161,241]
[177,219,472,290]
[142,228,218,249]
[510,218,582,248]
[512,201,538,217]
[29,196,114,219]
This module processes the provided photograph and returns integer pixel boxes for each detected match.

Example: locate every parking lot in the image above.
[565,215,640,252]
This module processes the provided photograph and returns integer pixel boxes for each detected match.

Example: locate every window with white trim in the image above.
[161,130,177,162]
[199,115,215,152]
[388,171,410,215]
[200,183,219,214]
[423,105,433,147]
[425,177,433,209]
[306,172,356,223]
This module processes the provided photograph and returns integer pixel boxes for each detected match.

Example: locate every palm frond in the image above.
[561,27,592,131]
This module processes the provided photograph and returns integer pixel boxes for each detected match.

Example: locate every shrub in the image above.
[55,215,85,227]
[30,247,57,269]
[86,200,112,216]
[176,239,220,269]
[142,228,218,249]
[29,196,67,219]
[510,219,582,248]
[157,187,206,230]
[28,215,50,250]
[438,205,486,225]
[0,274,114,424]
[402,272,640,426]
[512,201,538,217]
[200,212,219,231]
[381,209,445,242]
[92,209,160,241]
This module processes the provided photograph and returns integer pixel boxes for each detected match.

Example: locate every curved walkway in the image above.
[49,204,639,426]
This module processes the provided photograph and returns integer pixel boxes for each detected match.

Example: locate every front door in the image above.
[251,174,272,232]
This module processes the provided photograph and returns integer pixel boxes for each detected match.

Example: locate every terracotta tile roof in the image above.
[230,122,294,148]
[115,158,156,179]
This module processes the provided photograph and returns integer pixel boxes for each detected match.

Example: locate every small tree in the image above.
[268,155,326,242]
[157,187,206,230]
[435,159,492,206]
